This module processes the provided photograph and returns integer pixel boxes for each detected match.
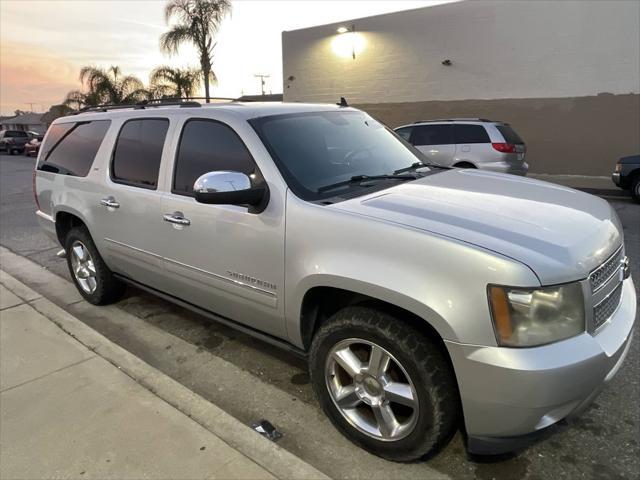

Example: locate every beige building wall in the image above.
[282,0,640,176]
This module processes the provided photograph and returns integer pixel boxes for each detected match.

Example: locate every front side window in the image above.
[250,111,432,201]
[39,120,111,176]
[411,125,453,146]
[454,124,490,144]
[173,119,261,196]
[111,118,169,189]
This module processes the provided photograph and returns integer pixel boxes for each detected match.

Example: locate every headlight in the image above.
[488,282,585,347]
[614,163,622,173]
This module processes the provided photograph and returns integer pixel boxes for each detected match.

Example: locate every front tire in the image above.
[309,306,459,462]
[64,227,125,305]
[631,176,640,203]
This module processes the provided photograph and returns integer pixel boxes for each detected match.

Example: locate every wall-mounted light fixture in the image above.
[332,24,365,60]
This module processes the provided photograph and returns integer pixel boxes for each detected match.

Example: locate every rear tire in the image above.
[309,306,459,462]
[64,226,125,305]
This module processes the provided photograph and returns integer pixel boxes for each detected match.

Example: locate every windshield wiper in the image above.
[317,173,417,193]
[393,162,426,174]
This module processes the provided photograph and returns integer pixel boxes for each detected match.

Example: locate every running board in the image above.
[113,274,308,359]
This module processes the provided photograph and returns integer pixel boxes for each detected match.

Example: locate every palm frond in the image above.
[159,25,194,55]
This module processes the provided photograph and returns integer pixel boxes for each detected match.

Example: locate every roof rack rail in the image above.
[74,100,201,115]
[413,118,494,123]
[146,96,237,103]
[72,96,239,115]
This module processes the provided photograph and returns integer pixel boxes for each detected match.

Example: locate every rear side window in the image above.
[39,121,111,176]
[111,119,169,189]
[496,125,524,145]
[173,119,260,196]
[453,124,490,144]
[411,125,453,146]
[395,127,413,141]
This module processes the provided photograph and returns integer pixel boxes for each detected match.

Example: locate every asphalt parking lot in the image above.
[1,153,638,480]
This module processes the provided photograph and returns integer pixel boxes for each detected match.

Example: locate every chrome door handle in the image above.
[100,197,120,209]
[163,212,191,226]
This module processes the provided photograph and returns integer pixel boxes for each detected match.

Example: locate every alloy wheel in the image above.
[325,338,419,441]
[69,240,97,294]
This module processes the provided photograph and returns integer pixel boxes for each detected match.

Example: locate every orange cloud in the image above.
[0,40,79,115]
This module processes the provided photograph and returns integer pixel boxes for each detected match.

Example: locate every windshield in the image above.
[250,111,432,201]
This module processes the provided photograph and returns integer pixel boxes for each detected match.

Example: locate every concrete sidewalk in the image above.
[0,272,328,480]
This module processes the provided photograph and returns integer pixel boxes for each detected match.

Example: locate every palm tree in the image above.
[149,66,202,99]
[160,0,231,103]
[63,66,147,109]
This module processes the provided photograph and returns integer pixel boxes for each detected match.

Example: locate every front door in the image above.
[91,117,171,292]
[160,118,286,338]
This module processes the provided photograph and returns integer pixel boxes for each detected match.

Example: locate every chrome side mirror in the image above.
[193,171,268,213]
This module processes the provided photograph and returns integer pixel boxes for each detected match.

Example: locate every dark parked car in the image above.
[0,130,29,155]
[612,154,639,203]
[24,136,44,157]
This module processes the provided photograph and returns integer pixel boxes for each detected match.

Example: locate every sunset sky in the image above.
[0,0,454,116]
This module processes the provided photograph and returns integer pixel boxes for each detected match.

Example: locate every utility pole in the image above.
[26,103,35,112]
[254,74,270,96]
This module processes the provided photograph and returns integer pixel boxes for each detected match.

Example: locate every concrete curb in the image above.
[0,269,331,480]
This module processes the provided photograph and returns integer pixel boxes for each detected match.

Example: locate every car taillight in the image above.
[32,170,41,210]
[492,143,517,153]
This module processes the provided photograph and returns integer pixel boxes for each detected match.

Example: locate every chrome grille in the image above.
[589,247,623,292]
[593,282,623,330]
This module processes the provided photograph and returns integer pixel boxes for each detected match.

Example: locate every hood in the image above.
[332,169,622,285]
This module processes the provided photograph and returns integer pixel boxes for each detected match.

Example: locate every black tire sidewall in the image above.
[632,178,640,203]
[310,311,454,461]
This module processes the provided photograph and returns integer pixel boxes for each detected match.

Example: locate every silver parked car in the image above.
[395,118,528,175]
[34,101,634,461]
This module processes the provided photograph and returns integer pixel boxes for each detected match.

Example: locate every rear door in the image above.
[91,117,172,291]
[453,124,492,166]
[409,124,455,166]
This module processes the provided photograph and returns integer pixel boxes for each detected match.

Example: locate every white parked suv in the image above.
[395,119,528,175]
[34,101,634,461]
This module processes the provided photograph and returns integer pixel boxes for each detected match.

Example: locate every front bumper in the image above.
[611,172,623,188]
[446,276,636,454]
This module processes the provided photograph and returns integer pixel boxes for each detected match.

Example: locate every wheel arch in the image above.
[54,208,91,246]
[453,161,477,169]
[296,277,456,354]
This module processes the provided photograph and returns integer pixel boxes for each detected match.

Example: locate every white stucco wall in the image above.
[282,0,640,103]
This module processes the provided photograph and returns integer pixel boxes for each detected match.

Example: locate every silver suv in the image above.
[34,101,635,461]
[395,119,528,175]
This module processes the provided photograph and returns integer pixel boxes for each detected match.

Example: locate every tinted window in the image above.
[173,119,259,195]
[40,121,111,176]
[411,125,453,146]
[111,119,169,189]
[6,131,27,138]
[496,125,524,145]
[41,123,75,160]
[454,124,490,144]
[395,127,413,141]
